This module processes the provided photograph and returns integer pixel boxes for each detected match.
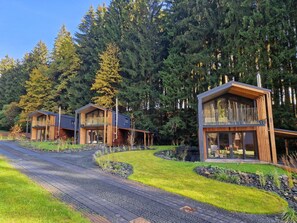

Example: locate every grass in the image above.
[19,140,83,151]
[198,162,287,175]
[0,156,90,223]
[0,130,13,141]
[96,146,287,214]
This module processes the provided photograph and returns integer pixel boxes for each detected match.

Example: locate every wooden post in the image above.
[147,133,151,147]
[74,111,77,144]
[266,93,277,164]
[198,97,205,161]
[26,117,29,137]
[285,139,289,157]
[151,134,154,146]
[103,110,106,145]
[144,132,147,147]
[45,115,48,141]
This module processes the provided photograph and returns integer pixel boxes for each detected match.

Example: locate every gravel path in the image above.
[0,141,282,223]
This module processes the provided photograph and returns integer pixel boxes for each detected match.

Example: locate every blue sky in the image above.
[0,0,110,60]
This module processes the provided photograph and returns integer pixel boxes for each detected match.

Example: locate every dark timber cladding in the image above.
[197,81,277,164]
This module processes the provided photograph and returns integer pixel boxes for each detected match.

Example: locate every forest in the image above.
[0,0,296,145]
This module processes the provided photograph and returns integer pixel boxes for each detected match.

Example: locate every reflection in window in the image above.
[207,131,258,159]
[203,94,258,125]
[86,109,104,125]
[86,129,103,144]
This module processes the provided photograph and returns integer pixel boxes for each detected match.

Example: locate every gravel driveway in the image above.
[0,141,282,223]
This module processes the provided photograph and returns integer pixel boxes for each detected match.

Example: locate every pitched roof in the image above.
[28,110,74,119]
[75,103,108,114]
[197,81,271,102]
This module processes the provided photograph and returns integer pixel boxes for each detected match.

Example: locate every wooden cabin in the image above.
[29,111,75,141]
[197,81,277,163]
[74,104,153,147]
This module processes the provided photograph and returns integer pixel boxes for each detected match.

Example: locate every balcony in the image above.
[203,107,263,126]
[81,118,110,127]
[32,121,48,127]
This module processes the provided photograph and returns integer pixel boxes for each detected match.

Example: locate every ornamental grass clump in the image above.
[272,169,281,189]
[282,207,297,223]
[256,171,267,187]
[281,153,297,189]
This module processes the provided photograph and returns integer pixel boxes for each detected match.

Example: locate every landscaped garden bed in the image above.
[196,165,297,213]
[19,140,88,152]
[94,146,287,216]
[154,146,199,161]
[93,146,153,178]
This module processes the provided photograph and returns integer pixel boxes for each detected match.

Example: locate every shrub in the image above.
[282,207,297,223]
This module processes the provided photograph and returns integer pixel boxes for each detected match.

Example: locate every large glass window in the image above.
[86,129,103,144]
[203,94,258,125]
[37,129,45,141]
[207,131,258,159]
[37,115,46,126]
[86,110,105,125]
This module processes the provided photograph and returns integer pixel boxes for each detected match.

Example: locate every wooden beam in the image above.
[266,93,277,164]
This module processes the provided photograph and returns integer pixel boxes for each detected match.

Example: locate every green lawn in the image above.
[0,156,90,223]
[96,146,287,214]
[198,162,287,175]
[19,140,83,151]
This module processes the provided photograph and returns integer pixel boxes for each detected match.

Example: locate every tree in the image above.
[0,102,21,130]
[0,55,15,76]
[25,41,48,71]
[116,0,166,130]
[18,66,54,121]
[91,43,121,108]
[49,25,81,113]
[73,5,108,108]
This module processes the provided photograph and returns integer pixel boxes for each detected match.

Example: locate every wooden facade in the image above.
[29,111,75,141]
[74,104,153,147]
[197,81,277,163]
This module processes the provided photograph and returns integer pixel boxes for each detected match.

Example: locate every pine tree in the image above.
[25,41,48,71]
[116,0,165,130]
[73,5,108,108]
[91,43,121,108]
[0,55,15,75]
[49,25,81,113]
[18,66,54,121]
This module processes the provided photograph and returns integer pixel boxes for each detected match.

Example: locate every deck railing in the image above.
[203,107,259,125]
[32,121,48,127]
[82,117,110,126]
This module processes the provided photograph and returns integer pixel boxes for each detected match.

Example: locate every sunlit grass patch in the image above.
[96,146,287,214]
[0,156,90,223]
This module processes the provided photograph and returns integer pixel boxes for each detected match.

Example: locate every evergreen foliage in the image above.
[49,25,81,114]
[91,43,121,108]
[18,66,53,121]
[0,0,296,144]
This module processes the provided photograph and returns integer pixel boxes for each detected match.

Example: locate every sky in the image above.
[0,0,110,60]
